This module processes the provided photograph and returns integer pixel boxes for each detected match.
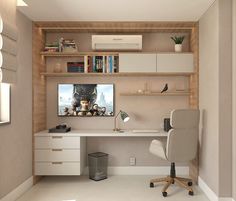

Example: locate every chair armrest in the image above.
[149,139,167,160]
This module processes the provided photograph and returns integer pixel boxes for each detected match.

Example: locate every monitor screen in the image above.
[58,84,114,117]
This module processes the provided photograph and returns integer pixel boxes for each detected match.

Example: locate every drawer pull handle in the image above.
[52,136,63,139]
[52,149,63,152]
[52,162,63,165]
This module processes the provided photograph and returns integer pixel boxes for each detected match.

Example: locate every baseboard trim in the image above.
[198,176,234,201]
[83,166,189,175]
[0,176,33,201]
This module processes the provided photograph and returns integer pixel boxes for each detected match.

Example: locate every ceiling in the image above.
[18,0,215,22]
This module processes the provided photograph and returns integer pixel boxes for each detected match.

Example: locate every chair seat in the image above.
[149,139,167,161]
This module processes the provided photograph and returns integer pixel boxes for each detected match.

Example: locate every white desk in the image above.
[34,129,167,176]
[35,129,168,137]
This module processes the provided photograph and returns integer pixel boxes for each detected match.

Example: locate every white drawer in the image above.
[35,149,80,162]
[35,162,81,175]
[35,136,80,149]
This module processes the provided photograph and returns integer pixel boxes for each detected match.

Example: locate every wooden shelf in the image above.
[40,51,119,57]
[120,92,190,96]
[40,72,194,77]
[40,51,193,57]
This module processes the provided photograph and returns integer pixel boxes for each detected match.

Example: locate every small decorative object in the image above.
[114,110,130,132]
[161,83,168,93]
[171,36,185,52]
[59,37,64,52]
[144,82,150,94]
[53,62,62,73]
[137,89,143,94]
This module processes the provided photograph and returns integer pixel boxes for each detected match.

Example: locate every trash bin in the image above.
[88,152,108,181]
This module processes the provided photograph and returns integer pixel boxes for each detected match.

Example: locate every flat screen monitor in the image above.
[58,84,114,117]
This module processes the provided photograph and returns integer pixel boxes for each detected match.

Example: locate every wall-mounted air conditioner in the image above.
[92,35,142,50]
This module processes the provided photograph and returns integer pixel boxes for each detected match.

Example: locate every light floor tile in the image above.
[17,176,209,201]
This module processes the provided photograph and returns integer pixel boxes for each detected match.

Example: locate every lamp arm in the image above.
[114,110,121,131]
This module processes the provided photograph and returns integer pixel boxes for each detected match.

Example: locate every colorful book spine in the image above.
[93,56,96,72]
[102,56,106,73]
[84,55,88,73]
[109,56,113,73]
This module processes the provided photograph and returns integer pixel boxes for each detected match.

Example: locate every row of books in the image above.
[67,56,118,73]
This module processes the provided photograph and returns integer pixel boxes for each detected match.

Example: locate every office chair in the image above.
[149,109,200,197]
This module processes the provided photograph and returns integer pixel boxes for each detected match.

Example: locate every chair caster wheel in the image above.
[188,181,193,186]
[162,192,168,197]
[150,182,154,188]
[189,191,194,196]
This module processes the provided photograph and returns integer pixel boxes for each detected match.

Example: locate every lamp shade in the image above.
[120,110,130,122]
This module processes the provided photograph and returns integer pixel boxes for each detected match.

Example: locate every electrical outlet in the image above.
[129,157,136,166]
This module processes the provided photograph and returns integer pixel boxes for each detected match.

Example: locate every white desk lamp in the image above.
[113,110,130,131]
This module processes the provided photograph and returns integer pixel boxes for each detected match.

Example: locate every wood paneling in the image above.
[34,21,196,33]
[189,23,199,183]
[32,24,46,184]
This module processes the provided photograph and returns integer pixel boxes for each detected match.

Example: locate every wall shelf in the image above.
[40,72,194,77]
[40,51,119,57]
[120,92,190,96]
[40,51,193,57]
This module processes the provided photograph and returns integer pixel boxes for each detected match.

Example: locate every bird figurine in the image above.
[161,83,168,93]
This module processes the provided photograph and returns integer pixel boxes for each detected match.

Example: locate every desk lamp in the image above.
[113,110,130,131]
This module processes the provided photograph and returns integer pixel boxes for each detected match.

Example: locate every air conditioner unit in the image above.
[92,35,142,50]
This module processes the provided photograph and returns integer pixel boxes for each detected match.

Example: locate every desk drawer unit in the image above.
[35,149,81,162]
[34,136,86,176]
[35,136,80,149]
[35,162,81,175]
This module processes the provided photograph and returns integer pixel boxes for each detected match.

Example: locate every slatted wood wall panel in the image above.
[34,21,196,33]
[32,24,46,184]
[189,23,199,183]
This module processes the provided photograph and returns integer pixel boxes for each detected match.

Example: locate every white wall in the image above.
[0,3,32,198]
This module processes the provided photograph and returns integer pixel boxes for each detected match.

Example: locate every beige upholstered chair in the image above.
[149,109,200,197]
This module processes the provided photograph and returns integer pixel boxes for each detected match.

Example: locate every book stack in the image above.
[67,62,84,73]
[63,39,77,53]
[92,56,118,73]
[44,42,59,52]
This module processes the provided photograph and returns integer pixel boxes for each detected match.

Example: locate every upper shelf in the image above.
[40,72,194,77]
[40,51,193,57]
[40,51,119,57]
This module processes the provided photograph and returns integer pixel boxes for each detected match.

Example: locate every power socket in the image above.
[129,157,136,166]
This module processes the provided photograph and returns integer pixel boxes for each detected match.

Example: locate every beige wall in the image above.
[218,0,232,197]
[0,2,32,199]
[232,0,236,200]
[199,0,233,197]
[199,0,219,194]
[47,76,189,166]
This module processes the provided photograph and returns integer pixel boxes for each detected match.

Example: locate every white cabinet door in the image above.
[119,53,156,72]
[156,53,194,73]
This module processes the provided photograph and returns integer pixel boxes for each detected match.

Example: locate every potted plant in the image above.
[171,36,185,52]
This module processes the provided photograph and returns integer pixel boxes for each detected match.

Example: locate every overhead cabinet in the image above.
[156,53,194,73]
[119,53,194,73]
[119,53,157,72]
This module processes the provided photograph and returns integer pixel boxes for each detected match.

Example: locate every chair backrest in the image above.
[166,109,200,162]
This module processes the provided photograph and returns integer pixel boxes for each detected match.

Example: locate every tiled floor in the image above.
[17,176,209,201]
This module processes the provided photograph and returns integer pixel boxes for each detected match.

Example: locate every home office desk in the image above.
[34,130,167,175]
